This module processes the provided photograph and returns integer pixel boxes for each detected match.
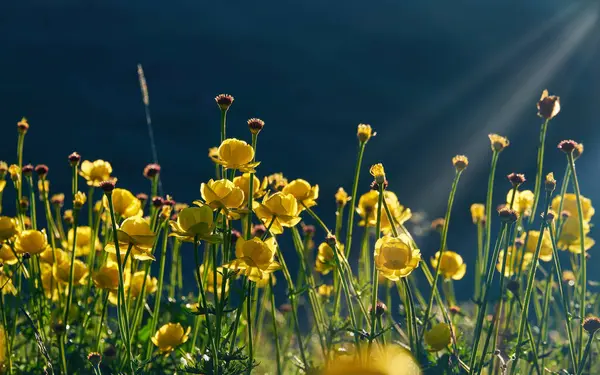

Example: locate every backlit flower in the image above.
[537,89,560,120]
[357,123,374,143]
[0,217,19,241]
[54,258,89,285]
[375,234,421,281]
[127,271,157,298]
[558,218,595,253]
[39,247,67,265]
[315,241,344,275]
[282,179,319,209]
[488,134,510,152]
[551,193,595,222]
[470,204,485,224]
[200,179,245,210]
[318,284,334,297]
[430,251,466,280]
[233,173,268,203]
[521,230,553,262]
[199,264,229,295]
[151,323,191,354]
[0,273,16,296]
[496,249,532,277]
[506,190,534,216]
[267,173,288,191]
[105,216,157,261]
[93,264,120,290]
[103,188,142,218]
[369,163,386,184]
[335,187,351,207]
[357,191,411,233]
[14,229,49,255]
[64,226,100,257]
[321,345,421,375]
[210,138,260,173]
[253,192,302,235]
[80,160,114,187]
[0,244,18,265]
[169,206,220,243]
[221,237,281,282]
[424,323,451,352]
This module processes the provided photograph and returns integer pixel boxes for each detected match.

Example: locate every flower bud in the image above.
[488,134,510,152]
[544,210,556,224]
[19,197,29,210]
[558,140,579,154]
[68,152,81,166]
[252,224,266,238]
[545,172,556,193]
[514,238,524,249]
[325,234,337,248]
[335,187,350,207]
[369,163,386,185]
[452,155,468,172]
[87,352,102,367]
[152,196,164,208]
[574,143,584,160]
[357,124,374,143]
[302,224,316,237]
[34,164,49,178]
[369,301,387,317]
[449,306,461,315]
[73,191,87,209]
[507,173,526,188]
[498,207,519,223]
[215,94,234,111]
[143,163,161,179]
[51,193,65,207]
[99,180,115,194]
[22,252,31,260]
[17,117,29,134]
[136,193,149,206]
[22,164,33,177]
[431,218,445,232]
[247,118,265,135]
[537,89,560,120]
[583,317,600,335]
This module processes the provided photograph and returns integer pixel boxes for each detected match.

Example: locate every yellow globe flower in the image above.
[507,190,534,216]
[521,230,553,261]
[14,229,49,255]
[282,179,319,209]
[93,264,120,290]
[169,206,220,243]
[430,251,466,280]
[210,138,260,172]
[315,241,344,275]
[424,323,451,352]
[253,192,302,235]
[127,271,157,298]
[105,216,156,261]
[470,204,485,224]
[357,191,411,233]
[558,218,595,253]
[39,247,67,265]
[255,273,275,288]
[369,163,386,183]
[222,237,281,282]
[0,273,16,296]
[357,124,374,143]
[102,188,142,218]
[0,244,18,265]
[318,284,334,297]
[233,173,268,203]
[375,234,421,281]
[335,187,351,207]
[64,226,100,257]
[53,258,89,285]
[496,249,532,277]
[151,323,191,354]
[80,160,114,187]
[322,345,421,375]
[199,264,229,295]
[200,179,245,210]
[552,193,595,222]
[0,217,19,242]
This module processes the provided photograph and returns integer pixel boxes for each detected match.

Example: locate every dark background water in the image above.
[2,0,600,299]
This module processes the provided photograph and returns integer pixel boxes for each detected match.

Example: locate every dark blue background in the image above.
[2,0,600,299]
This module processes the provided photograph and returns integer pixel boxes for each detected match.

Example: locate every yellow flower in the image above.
[54,258,89,285]
[221,237,281,282]
[318,284,334,297]
[315,241,344,275]
[73,191,87,208]
[496,249,532,277]
[102,188,142,218]
[210,138,260,172]
[430,251,466,280]
[233,173,268,203]
[357,123,374,143]
[0,217,19,242]
[267,173,288,191]
[0,180,5,194]
[0,244,18,265]
[322,345,421,375]
[551,193,595,222]
[521,230,553,261]
[282,179,319,209]
[0,273,16,296]
[488,134,510,152]
[208,147,219,158]
[335,187,351,207]
[151,323,191,354]
[39,247,67,265]
[562,270,576,284]
[558,218,595,253]
[105,216,156,261]
[14,229,49,255]
[424,323,451,352]
[470,204,485,224]
[369,163,386,184]
[452,155,469,171]
[199,264,229,295]
[93,264,120,290]
[375,234,421,281]
[256,273,275,288]
[128,271,157,298]
[64,226,99,257]
[41,264,62,301]
[80,160,114,187]
[37,179,50,196]
[253,192,302,235]
[200,179,245,210]
[357,191,411,233]
[537,89,560,120]
[169,206,220,243]
[8,165,20,186]
[506,190,534,216]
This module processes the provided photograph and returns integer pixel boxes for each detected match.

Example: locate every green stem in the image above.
[368,183,384,356]
[576,332,595,375]
[0,294,13,375]
[95,291,110,352]
[269,276,282,375]
[529,119,549,225]
[482,151,499,286]
[343,141,366,257]
[246,279,254,375]
[63,209,80,332]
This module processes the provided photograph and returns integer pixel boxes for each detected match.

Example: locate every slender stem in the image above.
[368,184,384,356]
[402,277,418,355]
[576,333,595,375]
[246,279,254,375]
[0,294,13,375]
[343,142,366,257]
[95,291,110,352]
[269,276,282,375]
[63,209,80,333]
[482,151,499,285]
[529,119,549,225]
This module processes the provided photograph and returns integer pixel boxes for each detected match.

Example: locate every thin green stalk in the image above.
[368,184,384,356]
[529,119,549,225]
[482,151,499,283]
[268,276,282,375]
[95,291,110,351]
[555,165,571,236]
[0,294,13,375]
[343,141,366,257]
[536,264,554,373]
[245,133,257,237]
[25,176,37,230]
[402,277,418,355]
[246,279,254,375]
[422,170,462,336]
[577,332,595,375]
[63,208,80,333]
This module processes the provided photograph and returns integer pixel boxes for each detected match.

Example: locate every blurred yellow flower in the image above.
[424,323,451,352]
[282,179,319,209]
[54,258,89,285]
[0,244,18,265]
[253,192,302,235]
[199,264,229,295]
[357,191,411,233]
[318,284,334,297]
[496,249,532,277]
[102,188,142,218]
[210,138,260,172]
[562,270,576,283]
[551,193,595,222]
[315,241,344,275]
[0,217,19,242]
[0,273,16,296]
[255,273,275,288]
[267,173,288,191]
[221,237,281,282]
[169,206,220,243]
[335,187,351,207]
[470,204,485,224]
[322,345,421,375]
[93,264,120,290]
[369,163,386,184]
[375,234,421,281]
[39,247,67,265]
[430,251,466,280]
[200,179,245,210]
[14,229,49,255]
[127,271,157,298]
[521,230,553,262]
[151,323,191,354]
[507,190,534,216]
[558,218,595,253]
[64,226,99,257]
[233,173,268,203]
[80,160,114,187]
[73,191,87,208]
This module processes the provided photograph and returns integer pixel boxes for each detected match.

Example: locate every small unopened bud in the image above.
[544,210,556,224]
[537,89,560,120]
[143,163,161,179]
[22,164,33,177]
[64,210,74,224]
[507,173,526,187]
[582,317,600,335]
[19,197,29,210]
[370,301,387,317]
[87,352,102,367]
[252,224,266,238]
[335,187,350,207]
[452,155,469,172]
[357,123,374,143]
[545,173,556,193]
[22,252,31,260]
[99,180,115,194]
[17,117,29,134]
[302,224,316,237]
[136,193,148,205]
[449,306,461,315]
[68,152,81,166]
[163,196,175,207]
[247,118,265,135]
[152,196,164,208]
[73,191,87,209]
[35,164,49,177]
[215,94,234,111]
[514,238,525,249]
[431,218,445,232]
[369,163,386,185]
[498,207,519,223]
[50,194,65,207]
[488,134,510,152]
[558,140,579,154]
[574,143,584,160]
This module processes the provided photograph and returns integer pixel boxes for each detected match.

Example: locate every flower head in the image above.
[54,258,89,285]
[545,172,556,193]
[452,155,468,171]
[169,206,220,243]
[315,240,344,275]
[14,229,49,255]
[470,204,485,224]
[93,264,120,290]
[496,248,532,277]
[321,345,421,375]
[17,117,29,134]
[200,179,245,211]
[335,187,351,207]
[73,191,87,209]
[102,188,142,218]
[143,164,161,179]
[551,193,594,222]
[105,216,157,261]
[317,284,334,297]
[252,192,301,235]
[357,191,411,233]
[0,244,18,265]
[282,179,319,209]
[211,138,260,173]
[506,189,534,216]
[521,230,553,262]
[267,173,288,191]
[215,94,234,110]
[375,234,421,280]
[488,134,510,152]
[39,246,66,265]
[558,140,580,154]
[80,160,115,187]
[0,217,19,242]
[357,124,374,143]
[537,89,560,120]
[247,118,265,135]
[68,152,81,166]
[430,251,466,280]
[64,226,100,257]
[151,323,191,354]
[369,163,386,184]
[221,237,281,282]
[233,173,268,203]
[583,317,600,335]
[424,323,451,352]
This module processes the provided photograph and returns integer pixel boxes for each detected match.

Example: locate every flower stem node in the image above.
[452,155,469,172]
[247,118,265,135]
[215,94,234,111]
[582,317,600,335]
